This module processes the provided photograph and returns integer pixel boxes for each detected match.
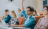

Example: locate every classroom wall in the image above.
[0,0,22,17]
[23,0,37,11]
[0,0,37,17]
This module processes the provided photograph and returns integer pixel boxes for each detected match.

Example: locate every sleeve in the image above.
[21,10,27,18]
[4,15,12,23]
[24,18,36,27]
[21,10,26,13]
[44,23,48,29]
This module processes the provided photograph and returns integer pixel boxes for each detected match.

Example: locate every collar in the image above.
[29,15,32,18]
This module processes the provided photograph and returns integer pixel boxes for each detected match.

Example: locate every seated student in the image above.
[4,9,12,23]
[10,10,19,25]
[33,10,40,16]
[10,0,36,29]
[18,8,24,18]
[34,6,48,29]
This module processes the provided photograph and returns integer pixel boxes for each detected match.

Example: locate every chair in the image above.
[34,16,45,24]
[19,17,25,25]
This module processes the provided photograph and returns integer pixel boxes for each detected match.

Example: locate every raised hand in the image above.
[22,0,24,11]
[22,0,24,2]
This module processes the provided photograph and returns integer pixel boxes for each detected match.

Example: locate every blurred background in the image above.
[0,0,47,17]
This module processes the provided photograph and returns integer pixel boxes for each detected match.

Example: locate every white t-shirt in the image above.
[25,17,29,24]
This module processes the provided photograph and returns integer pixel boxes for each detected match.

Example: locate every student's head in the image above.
[43,6,48,15]
[33,10,37,16]
[11,10,17,18]
[26,6,34,15]
[18,8,21,13]
[5,9,9,16]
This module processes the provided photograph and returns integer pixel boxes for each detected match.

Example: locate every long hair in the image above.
[33,10,37,16]
[11,10,17,18]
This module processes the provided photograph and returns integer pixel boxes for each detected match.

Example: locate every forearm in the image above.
[11,24,25,27]
[22,1,24,11]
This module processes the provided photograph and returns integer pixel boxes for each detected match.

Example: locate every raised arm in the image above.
[22,0,24,11]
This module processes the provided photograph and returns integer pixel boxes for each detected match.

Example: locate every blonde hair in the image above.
[11,10,17,18]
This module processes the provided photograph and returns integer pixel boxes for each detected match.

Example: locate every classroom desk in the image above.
[12,26,25,28]
[0,26,24,29]
[0,25,30,29]
[14,27,31,29]
[0,27,30,29]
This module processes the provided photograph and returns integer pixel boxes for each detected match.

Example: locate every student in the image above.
[33,10,40,16]
[4,9,12,23]
[10,10,19,25]
[34,6,48,29]
[10,0,36,29]
[11,10,17,18]
[18,8,24,18]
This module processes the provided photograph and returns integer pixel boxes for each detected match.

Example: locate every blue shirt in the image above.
[4,15,12,23]
[21,10,28,19]
[18,13,24,17]
[21,10,36,29]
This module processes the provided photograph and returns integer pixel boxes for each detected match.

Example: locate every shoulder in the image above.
[21,10,26,13]
[40,17,45,20]
[31,16,35,19]
[30,16,36,21]
[37,17,45,22]
[20,13,23,15]
[22,10,26,12]
[8,14,11,16]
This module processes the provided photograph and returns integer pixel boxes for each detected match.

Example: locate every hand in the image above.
[10,24,14,26]
[22,0,24,2]
[3,14,6,18]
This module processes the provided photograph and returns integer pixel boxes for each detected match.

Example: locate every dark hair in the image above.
[5,9,9,12]
[43,6,48,11]
[27,6,34,12]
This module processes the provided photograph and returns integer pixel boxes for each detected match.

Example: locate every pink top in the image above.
[34,17,48,29]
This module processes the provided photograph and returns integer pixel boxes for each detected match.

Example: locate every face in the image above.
[26,8,32,15]
[43,7,48,15]
[11,12,14,17]
[18,9,21,13]
[5,12,9,16]
[33,12,36,15]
